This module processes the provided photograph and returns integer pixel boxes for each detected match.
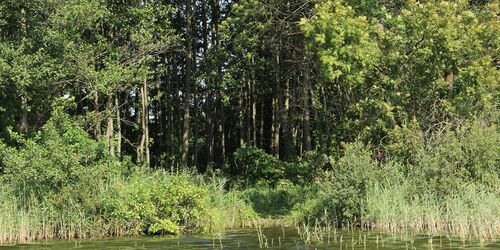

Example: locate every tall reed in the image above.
[364,183,500,241]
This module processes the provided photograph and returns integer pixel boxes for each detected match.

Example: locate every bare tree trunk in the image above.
[182,1,194,166]
[281,77,291,160]
[143,78,150,167]
[94,90,101,140]
[137,88,144,162]
[115,95,122,157]
[137,78,150,167]
[303,60,312,152]
[251,57,257,147]
[445,71,454,87]
[259,99,264,148]
[106,96,115,157]
[271,53,281,158]
[165,57,173,158]
[20,96,28,133]
[239,80,245,147]
[193,78,198,165]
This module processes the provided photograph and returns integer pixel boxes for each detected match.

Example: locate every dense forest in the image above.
[0,0,498,245]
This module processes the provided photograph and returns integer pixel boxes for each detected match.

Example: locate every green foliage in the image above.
[103,170,208,235]
[365,182,499,240]
[0,110,255,241]
[291,116,499,237]
[411,118,500,196]
[291,142,382,225]
[232,147,326,187]
[204,177,257,233]
[301,0,499,150]
[0,107,120,200]
[232,147,282,186]
[0,0,499,244]
[242,182,308,217]
[301,0,380,84]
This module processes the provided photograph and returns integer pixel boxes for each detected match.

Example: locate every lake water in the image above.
[1,227,498,249]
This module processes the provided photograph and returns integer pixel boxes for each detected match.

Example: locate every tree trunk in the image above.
[138,78,150,167]
[20,95,28,133]
[271,52,281,158]
[193,76,199,165]
[137,88,144,162]
[143,78,150,167]
[259,99,264,148]
[94,90,101,140]
[115,95,122,158]
[239,80,245,147]
[19,6,28,133]
[105,95,115,157]
[165,57,173,158]
[182,1,194,166]
[281,77,291,160]
[251,57,257,147]
[303,60,312,152]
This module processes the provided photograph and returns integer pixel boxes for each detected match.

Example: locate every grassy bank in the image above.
[0,170,257,244]
[285,118,499,242]
[0,111,256,244]
[364,183,499,241]
[0,111,498,244]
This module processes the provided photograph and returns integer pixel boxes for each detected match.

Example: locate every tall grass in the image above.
[0,183,128,244]
[364,183,500,241]
[205,177,257,235]
[0,171,258,245]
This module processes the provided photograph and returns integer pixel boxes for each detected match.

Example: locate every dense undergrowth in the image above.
[0,109,256,244]
[0,109,499,244]
[232,113,499,242]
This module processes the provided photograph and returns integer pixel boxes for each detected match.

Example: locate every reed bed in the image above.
[0,193,130,244]
[364,183,500,242]
[0,173,258,245]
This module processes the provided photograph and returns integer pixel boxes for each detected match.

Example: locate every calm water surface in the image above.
[1,227,498,249]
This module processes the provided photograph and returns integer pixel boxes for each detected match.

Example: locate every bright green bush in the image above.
[410,119,500,197]
[102,170,209,235]
[0,110,256,242]
[0,108,123,201]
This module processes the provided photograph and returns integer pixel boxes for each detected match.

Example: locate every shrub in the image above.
[411,119,499,197]
[291,142,383,226]
[232,147,327,187]
[101,170,209,235]
[0,108,122,201]
[232,147,282,186]
[242,181,307,217]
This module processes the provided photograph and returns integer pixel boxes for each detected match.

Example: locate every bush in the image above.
[204,177,257,233]
[101,170,209,235]
[0,108,122,201]
[291,142,384,226]
[242,181,307,217]
[232,147,282,186]
[0,110,256,243]
[365,182,500,240]
[291,116,499,239]
[232,147,327,187]
[411,119,499,197]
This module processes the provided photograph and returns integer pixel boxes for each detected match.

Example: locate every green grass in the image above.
[364,183,500,241]
[0,170,257,245]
